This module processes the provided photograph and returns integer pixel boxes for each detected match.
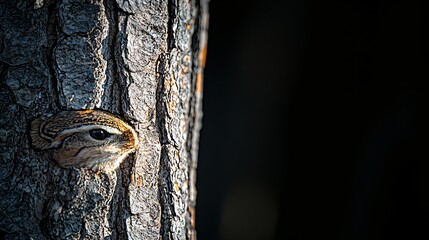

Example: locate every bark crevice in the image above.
[46,2,60,111]
[104,0,122,114]
[0,63,16,104]
[158,146,176,239]
[116,157,134,240]
[167,0,178,50]
[156,53,173,239]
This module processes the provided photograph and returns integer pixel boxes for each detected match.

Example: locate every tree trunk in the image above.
[0,0,208,239]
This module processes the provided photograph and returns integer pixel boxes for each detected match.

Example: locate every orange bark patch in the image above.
[189,206,196,227]
[174,183,180,193]
[131,172,143,187]
[196,72,203,94]
[199,45,207,68]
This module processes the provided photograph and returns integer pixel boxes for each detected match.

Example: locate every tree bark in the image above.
[0,0,208,239]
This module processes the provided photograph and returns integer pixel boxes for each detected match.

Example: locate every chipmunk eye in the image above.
[89,129,110,140]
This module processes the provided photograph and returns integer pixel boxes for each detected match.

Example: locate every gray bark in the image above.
[0,0,208,239]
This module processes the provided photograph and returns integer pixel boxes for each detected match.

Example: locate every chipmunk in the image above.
[30,110,139,172]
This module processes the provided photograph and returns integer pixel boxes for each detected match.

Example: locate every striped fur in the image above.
[30,110,139,172]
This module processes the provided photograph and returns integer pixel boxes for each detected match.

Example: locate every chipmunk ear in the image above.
[30,117,52,150]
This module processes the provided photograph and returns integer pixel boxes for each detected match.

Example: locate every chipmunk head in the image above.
[30,110,139,172]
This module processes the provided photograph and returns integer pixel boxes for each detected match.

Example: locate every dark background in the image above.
[196,0,427,239]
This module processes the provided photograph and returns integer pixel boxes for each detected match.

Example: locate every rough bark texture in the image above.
[0,0,208,239]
